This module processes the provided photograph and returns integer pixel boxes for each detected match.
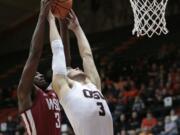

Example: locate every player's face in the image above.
[67,67,86,80]
[34,72,48,89]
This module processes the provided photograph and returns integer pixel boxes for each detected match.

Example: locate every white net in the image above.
[129,0,169,37]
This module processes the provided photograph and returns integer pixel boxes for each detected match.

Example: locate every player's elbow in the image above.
[17,83,31,102]
[17,87,26,102]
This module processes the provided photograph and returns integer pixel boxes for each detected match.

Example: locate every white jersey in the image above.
[60,82,113,135]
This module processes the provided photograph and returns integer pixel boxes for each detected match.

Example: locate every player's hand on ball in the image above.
[40,0,52,17]
[66,9,80,31]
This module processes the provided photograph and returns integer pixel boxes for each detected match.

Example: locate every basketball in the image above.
[51,0,73,19]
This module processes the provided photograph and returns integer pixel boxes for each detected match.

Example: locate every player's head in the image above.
[67,67,86,81]
[34,72,48,90]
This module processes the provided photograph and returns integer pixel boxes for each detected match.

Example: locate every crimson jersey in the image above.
[21,88,61,135]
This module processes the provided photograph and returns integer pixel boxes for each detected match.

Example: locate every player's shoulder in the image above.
[85,81,102,91]
[84,78,101,90]
[34,86,53,98]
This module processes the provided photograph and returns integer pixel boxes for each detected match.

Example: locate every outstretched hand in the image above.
[40,0,52,17]
[65,9,80,31]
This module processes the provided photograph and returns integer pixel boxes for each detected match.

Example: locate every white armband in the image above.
[51,39,67,75]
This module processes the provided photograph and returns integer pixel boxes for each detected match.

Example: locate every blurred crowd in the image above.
[0,116,24,135]
[0,42,180,135]
[98,43,180,135]
[0,85,17,109]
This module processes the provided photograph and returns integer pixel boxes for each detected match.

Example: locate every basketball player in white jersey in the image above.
[48,10,113,135]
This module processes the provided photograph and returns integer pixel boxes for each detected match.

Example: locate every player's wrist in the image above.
[47,10,55,22]
[39,13,47,21]
[72,25,81,33]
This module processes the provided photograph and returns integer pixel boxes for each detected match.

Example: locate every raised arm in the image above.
[66,10,101,90]
[17,0,50,112]
[48,11,70,98]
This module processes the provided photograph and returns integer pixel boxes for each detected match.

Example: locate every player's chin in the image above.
[68,72,86,80]
[76,72,86,77]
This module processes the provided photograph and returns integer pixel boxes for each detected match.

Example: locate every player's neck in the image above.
[73,75,87,84]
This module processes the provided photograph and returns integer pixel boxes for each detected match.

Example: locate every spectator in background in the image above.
[139,127,153,135]
[114,93,126,114]
[154,88,164,107]
[0,115,26,135]
[0,116,17,135]
[128,130,136,135]
[170,109,178,122]
[138,83,147,102]
[123,80,138,104]
[148,63,158,79]
[176,114,180,133]
[2,87,12,107]
[163,96,173,108]
[15,117,25,135]
[129,111,141,130]
[119,129,128,135]
[145,79,156,102]
[106,92,117,112]
[6,116,16,135]
[117,114,129,132]
[159,64,166,83]
[11,85,17,101]
[141,112,157,130]
[152,120,164,135]
[167,67,180,94]
[0,121,7,134]
[106,80,119,97]
[15,131,20,135]
[171,68,180,94]
[114,76,126,91]
[128,111,141,135]
[102,77,114,95]
[132,96,145,114]
[129,80,138,98]
[162,116,178,135]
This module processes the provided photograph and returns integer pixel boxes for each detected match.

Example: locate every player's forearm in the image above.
[73,26,92,58]
[17,16,46,111]
[49,17,67,76]
[49,19,62,42]
[29,15,46,59]
[18,16,46,91]
[58,20,71,66]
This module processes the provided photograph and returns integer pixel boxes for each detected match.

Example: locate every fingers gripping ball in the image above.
[51,0,73,19]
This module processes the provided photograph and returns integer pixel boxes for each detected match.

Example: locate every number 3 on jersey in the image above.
[97,102,106,116]
[55,112,60,128]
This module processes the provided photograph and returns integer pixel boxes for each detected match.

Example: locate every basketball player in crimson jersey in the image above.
[17,1,61,135]
[48,10,114,135]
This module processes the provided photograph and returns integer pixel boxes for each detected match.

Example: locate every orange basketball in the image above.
[51,0,73,19]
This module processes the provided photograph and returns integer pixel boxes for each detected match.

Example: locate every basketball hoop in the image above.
[129,0,169,37]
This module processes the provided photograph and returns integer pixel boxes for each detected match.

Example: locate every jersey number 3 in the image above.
[97,102,106,116]
[55,112,61,128]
